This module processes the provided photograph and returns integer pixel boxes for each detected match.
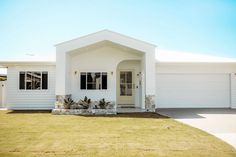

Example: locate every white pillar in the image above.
[144,50,156,111]
[56,50,67,96]
[55,50,71,109]
[145,51,156,95]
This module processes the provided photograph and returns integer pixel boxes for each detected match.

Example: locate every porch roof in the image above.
[55,30,157,53]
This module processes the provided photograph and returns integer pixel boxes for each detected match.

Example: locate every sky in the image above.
[0,0,236,61]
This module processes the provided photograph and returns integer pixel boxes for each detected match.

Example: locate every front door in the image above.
[118,71,135,106]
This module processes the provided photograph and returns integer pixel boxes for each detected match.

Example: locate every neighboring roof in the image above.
[55,29,157,53]
[156,49,236,63]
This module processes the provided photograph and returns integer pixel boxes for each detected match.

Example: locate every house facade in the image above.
[1,30,236,110]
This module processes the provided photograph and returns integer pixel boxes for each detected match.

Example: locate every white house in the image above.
[1,30,236,110]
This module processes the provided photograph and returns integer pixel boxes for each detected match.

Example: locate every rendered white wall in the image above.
[6,65,56,109]
[145,50,156,95]
[56,30,156,56]
[70,44,143,103]
[56,50,66,95]
[55,31,157,109]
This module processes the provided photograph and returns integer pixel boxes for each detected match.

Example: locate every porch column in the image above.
[144,50,156,112]
[55,50,71,109]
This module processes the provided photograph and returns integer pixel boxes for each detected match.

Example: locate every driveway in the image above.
[157,108,236,149]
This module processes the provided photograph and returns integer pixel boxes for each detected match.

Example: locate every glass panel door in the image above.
[120,71,132,96]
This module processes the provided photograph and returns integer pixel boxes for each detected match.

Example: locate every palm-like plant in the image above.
[79,96,91,109]
[98,98,110,109]
[64,97,74,109]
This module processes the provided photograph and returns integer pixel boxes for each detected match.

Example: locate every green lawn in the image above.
[0,110,235,157]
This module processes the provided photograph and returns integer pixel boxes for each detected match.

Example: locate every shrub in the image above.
[98,98,110,109]
[78,96,91,109]
[64,97,75,109]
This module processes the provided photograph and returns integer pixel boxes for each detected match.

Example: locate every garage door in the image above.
[156,74,230,108]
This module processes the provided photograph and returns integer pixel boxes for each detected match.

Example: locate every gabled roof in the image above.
[55,30,157,53]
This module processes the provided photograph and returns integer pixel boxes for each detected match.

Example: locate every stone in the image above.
[51,108,117,115]
[145,95,155,112]
[55,95,71,109]
[52,98,117,115]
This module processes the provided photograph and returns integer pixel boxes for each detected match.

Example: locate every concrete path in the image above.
[117,107,146,113]
[157,109,236,149]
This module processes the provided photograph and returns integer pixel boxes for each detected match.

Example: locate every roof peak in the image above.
[55,29,156,48]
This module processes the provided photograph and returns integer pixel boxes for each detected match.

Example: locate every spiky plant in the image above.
[79,96,91,109]
[98,98,110,109]
[64,97,75,109]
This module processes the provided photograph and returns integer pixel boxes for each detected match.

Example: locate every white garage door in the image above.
[156,74,230,108]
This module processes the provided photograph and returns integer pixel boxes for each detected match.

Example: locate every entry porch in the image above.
[55,30,157,112]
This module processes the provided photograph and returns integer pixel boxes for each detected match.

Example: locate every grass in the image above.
[0,110,235,157]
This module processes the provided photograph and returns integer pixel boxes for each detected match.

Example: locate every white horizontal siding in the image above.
[6,65,56,109]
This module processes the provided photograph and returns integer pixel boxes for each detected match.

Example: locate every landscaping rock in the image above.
[51,108,117,115]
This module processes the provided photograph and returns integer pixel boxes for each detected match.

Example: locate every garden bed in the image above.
[52,108,116,115]
[53,96,116,115]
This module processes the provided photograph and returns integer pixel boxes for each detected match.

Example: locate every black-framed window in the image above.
[19,71,48,90]
[80,72,107,90]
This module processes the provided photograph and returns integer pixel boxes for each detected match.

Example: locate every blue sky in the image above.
[0,0,236,60]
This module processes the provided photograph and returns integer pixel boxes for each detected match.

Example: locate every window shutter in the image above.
[19,72,25,90]
[42,72,48,89]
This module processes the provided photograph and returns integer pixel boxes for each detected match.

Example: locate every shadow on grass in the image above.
[7,110,51,114]
[6,110,169,119]
[80,112,170,119]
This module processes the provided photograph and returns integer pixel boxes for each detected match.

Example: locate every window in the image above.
[19,71,48,90]
[80,72,107,90]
